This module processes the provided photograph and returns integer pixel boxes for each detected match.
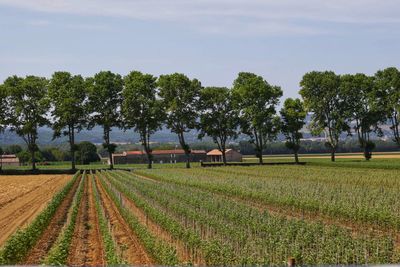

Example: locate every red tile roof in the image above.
[206,149,233,156]
[124,149,206,156]
[0,154,20,163]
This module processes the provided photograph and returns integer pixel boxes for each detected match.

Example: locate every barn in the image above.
[206,149,243,162]
[0,154,20,167]
[112,149,207,164]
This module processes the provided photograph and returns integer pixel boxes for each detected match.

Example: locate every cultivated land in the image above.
[0,175,71,245]
[0,160,400,265]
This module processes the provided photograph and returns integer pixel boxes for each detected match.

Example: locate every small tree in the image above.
[4,144,23,155]
[86,71,123,169]
[0,84,8,133]
[198,87,240,165]
[5,75,49,170]
[280,98,306,164]
[300,71,348,162]
[158,73,202,168]
[340,73,383,160]
[232,72,282,164]
[48,71,87,170]
[373,67,400,147]
[76,141,100,165]
[122,71,164,169]
[0,84,8,170]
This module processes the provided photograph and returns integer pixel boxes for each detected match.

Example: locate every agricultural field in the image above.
[0,163,399,266]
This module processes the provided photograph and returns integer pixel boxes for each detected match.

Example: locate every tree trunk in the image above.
[178,133,191,169]
[294,151,299,164]
[330,149,335,162]
[185,152,190,168]
[147,153,152,169]
[31,148,36,170]
[258,153,263,164]
[108,148,114,170]
[222,150,227,165]
[70,127,76,171]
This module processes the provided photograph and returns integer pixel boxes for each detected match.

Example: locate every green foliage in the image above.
[4,144,23,155]
[3,75,50,169]
[49,71,87,169]
[76,141,100,165]
[232,72,282,163]
[0,172,80,264]
[99,171,179,265]
[0,84,8,134]
[340,73,383,160]
[198,87,240,164]
[158,73,202,168]
[280,98,306,162]
[90,173,123,265]
[300,71,348,161]
[373,67,400,146]
[120,169,399,265]
[44,173,85,265]
[86,71,123,168]
[122,71,165,169]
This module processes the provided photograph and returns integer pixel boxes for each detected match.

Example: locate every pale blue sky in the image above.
[0,0,399,100]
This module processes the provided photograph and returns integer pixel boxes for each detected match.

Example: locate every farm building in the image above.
[0,154,20,167]
[112,149,207,164]
[206,149,243,162]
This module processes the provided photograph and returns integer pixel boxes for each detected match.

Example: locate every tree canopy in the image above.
[280,98,306,163]
[86,71,123,169]
[198,87,240,165]
[158,73,202,168]
[373,67,400,147]
[122,71,164,169]
[48,71,87,170]
[232,72,282,164]
[300,71,348,162]
[340,73,382,160]
[4,75,49,170]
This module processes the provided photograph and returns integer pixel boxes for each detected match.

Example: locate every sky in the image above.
[0,0,399,100]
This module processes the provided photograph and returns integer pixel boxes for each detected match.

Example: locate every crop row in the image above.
[135,165,400,229]
[106,170,400,265]
[97,171,179,265]
[0,171,80,265]
[43,172,86,265]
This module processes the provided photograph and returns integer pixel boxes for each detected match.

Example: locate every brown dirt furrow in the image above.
[0,175,55,209]
[0,175,72,246]
[67,175,105,266]
[134,171,400,249]
[23,175,81,264]
[102,174,203,265]
[95,175,153,265]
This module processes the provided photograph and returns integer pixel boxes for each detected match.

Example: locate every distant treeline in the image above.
[0,68,399,170]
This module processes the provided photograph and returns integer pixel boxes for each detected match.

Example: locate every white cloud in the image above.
[1,0,399,35]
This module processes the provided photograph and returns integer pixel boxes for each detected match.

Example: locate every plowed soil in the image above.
[23,175,81,264]
[0,175,71,246]
[67,176,105,266]
[102,174,201,264]
[95,176,153,265]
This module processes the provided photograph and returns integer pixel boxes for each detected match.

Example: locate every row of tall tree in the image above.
[300,68,400,161]
[0,67,399,170]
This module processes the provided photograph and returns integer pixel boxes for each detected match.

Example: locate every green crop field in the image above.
[1,160,400,265]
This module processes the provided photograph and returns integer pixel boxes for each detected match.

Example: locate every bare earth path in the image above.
[0,175,71,246]
[96,175,153,265]
[23,175,81,264]
[102,173,204,264]
[67,176,105,266]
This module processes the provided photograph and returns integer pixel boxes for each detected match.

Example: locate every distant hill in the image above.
[0,126,205,146]
[0,117,396,147]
